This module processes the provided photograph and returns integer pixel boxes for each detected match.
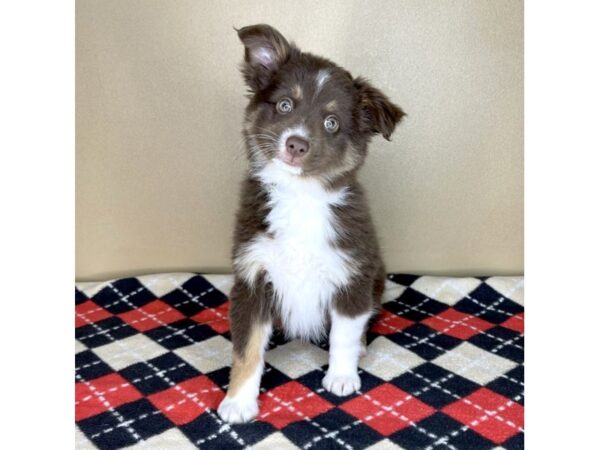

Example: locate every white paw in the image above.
[217,395,259,424]
[322,371,361,396]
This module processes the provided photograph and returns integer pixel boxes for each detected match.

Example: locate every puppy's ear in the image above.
[354,77,405,141]
[236,24,291,91]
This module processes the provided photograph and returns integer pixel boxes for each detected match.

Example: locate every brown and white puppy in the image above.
[217,24,404,423]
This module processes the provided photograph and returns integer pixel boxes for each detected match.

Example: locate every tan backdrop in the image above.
[76,0,523,281]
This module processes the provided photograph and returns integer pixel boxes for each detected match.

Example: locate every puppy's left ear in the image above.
[237,24,292,91]
[354,77,406,141]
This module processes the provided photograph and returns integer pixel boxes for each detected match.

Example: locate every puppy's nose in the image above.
[285,136,309,158]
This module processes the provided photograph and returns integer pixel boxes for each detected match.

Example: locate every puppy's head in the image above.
[237,24,405,182]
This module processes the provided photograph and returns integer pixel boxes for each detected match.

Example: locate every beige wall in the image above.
[76,0,523,281]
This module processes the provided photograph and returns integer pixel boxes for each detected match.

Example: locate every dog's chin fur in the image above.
[218,23,405,424]
[270,158,303,176]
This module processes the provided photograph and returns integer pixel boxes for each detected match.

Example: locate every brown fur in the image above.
[227,322,269,397]
[228,270,273,356]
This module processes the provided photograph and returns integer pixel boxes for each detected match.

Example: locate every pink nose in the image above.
[285,136,309,158]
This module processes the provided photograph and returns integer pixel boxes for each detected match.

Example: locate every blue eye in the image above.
[276,97,294,114]
[324,115,339,133]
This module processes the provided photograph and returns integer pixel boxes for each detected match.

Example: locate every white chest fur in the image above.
[235,161,355,341]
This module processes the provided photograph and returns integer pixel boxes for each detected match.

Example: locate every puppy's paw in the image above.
[322,371,361,396]
[217,396,258,424]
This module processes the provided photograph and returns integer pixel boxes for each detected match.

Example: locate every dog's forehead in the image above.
[279,65,354,108]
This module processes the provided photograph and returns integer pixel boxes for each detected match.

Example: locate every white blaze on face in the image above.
[315,69,330,96]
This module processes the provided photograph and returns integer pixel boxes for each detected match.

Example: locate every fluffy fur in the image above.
[235,161,355,341]
[217,24,404,423]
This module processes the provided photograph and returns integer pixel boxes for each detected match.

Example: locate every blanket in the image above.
[75,273,524,449]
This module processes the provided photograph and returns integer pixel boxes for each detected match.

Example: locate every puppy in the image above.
[217,24,404,423]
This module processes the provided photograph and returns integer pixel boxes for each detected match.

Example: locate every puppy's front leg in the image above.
[322,309,371,396]
[218,279,272,423]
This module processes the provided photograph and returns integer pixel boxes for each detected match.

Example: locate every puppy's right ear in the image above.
[236,24,291,91]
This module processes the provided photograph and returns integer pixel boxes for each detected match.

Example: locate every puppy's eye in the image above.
[323,115,339,133]
[276,97,294,114]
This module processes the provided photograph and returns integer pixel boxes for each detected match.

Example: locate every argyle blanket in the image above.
[75,273,524,450]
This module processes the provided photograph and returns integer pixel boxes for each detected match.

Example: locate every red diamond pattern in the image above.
[148,375,224,426]
[75,373,142,421]
[422,308,495,339]
[501,312,524,333]
[192,301,230,333]
[118,299,185,332]
[370,309,414,334]
[75,300,112,328]
[442,388,524,444]
[341,384,435,436]
[258,381,334,429]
